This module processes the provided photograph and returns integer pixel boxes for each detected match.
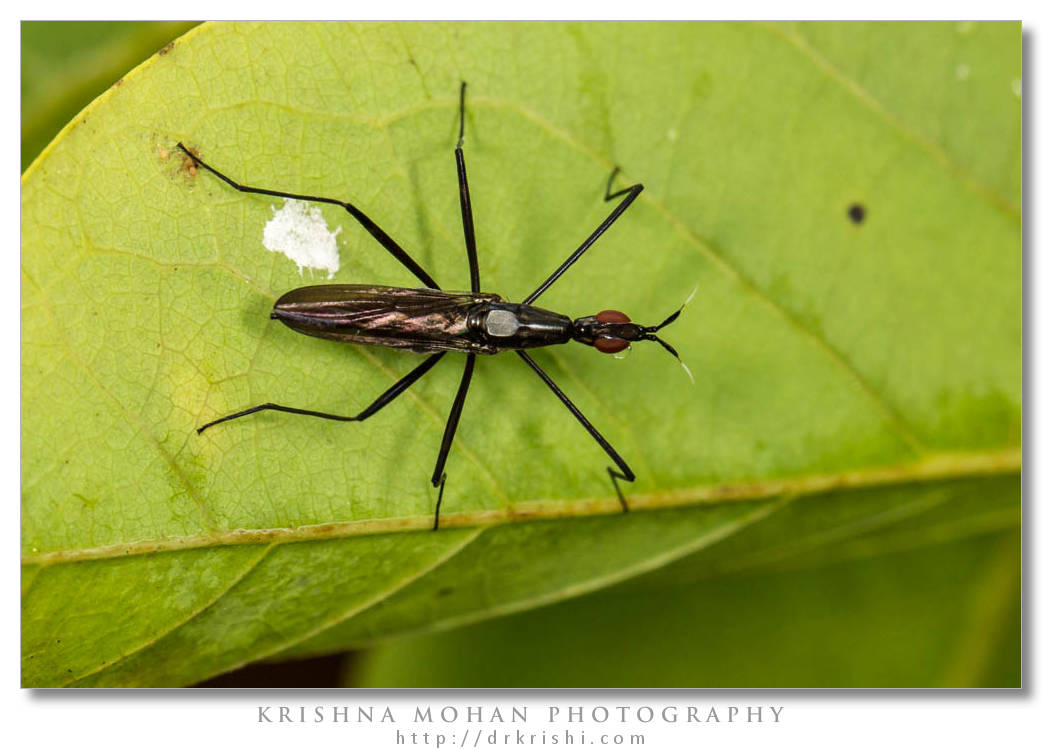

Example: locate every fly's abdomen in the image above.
[272,284,503,354]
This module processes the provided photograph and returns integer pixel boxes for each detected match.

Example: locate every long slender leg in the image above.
[454,82,480,292]
[177,143,440,290]
[516,351,633,512]
[197,352,445,434]
[603,166,632,201]
[430,353,477,529]
[523,169,643,304]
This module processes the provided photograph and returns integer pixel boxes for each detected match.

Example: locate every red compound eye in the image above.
[596,309,630,323]
[594,338,630,354]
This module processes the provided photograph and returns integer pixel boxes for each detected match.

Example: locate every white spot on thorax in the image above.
[956,21,975,34]
[956,63,971,81]
[486,309,520,337]
[263,199,341,279]
[667,128,678,142]
[1012,78,1021,98]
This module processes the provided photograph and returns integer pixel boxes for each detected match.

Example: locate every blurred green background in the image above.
[21,21,1020,689]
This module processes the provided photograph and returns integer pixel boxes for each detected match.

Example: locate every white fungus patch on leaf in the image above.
[262,199,342,278]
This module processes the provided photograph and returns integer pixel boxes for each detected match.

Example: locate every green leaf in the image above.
[21,21,1020,687]
[21,21,198,170]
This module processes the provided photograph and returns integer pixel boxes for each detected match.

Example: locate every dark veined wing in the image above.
[274,284,496,324]
[271,284,503,353]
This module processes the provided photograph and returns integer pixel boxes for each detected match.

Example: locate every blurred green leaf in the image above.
[21,21,1019,686]
[356,528,1020,687]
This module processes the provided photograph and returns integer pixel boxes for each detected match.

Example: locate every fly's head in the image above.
[572,307,683,359]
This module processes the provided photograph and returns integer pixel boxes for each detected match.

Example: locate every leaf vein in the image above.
[762,21,1020,221]
[60,542,276,686]
[224,527,486,673]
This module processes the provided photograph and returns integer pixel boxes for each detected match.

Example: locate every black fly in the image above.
[181,83,687,529]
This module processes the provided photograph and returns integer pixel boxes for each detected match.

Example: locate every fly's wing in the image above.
[272,284,502,353]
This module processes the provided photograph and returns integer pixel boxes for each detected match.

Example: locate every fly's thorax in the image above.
[468,302,573,350]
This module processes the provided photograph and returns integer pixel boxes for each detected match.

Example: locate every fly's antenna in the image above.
[645,284,699,334]
[645,333,679,358]
[457,81,467,149]
[642,284,698,384]
[644,334,694,385]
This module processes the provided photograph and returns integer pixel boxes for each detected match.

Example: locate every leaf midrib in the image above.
[21,446,1020,567]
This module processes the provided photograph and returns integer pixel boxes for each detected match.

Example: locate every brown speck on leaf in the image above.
[158,148,169,161]
[115,78,123,87]
[178,145,201,177]
[159,41,174,55]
